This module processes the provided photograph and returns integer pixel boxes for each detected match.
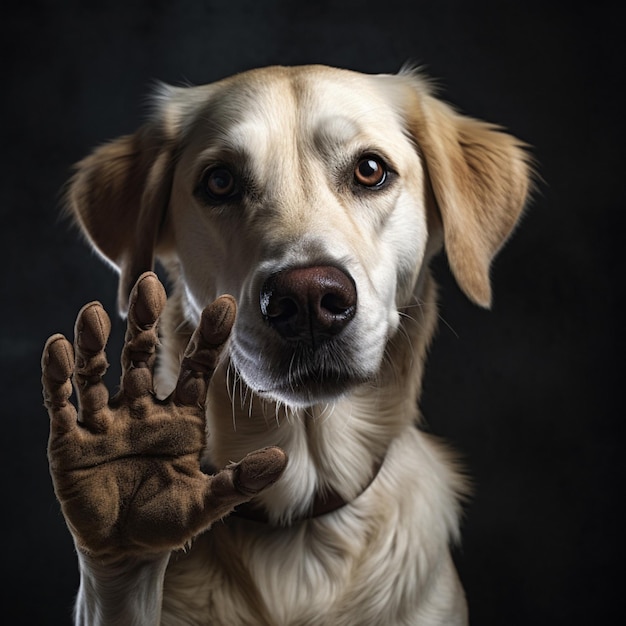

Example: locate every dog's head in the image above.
[68,65,531,408]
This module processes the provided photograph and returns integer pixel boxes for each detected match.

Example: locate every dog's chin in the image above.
[230,341,374,409]
[253,374,366,409]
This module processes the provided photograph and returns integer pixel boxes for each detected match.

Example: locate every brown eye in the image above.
[204,167,236,199]
[354,156,387,187]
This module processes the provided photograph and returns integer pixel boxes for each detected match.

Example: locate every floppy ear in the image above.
[67,120,177,314]
[405,78,532,307]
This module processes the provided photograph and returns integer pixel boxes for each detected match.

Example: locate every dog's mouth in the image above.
[231,335,371,408]
[258,343,370,405]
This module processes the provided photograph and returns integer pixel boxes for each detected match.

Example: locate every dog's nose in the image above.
[260,266,357,346]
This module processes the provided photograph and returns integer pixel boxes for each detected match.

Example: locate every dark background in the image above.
[1,1,623,624]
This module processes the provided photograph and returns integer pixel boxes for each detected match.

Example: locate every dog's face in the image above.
[167,68,429,406]
[69,65,530,408]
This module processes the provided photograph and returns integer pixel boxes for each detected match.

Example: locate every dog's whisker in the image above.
[227,361,244,433]
[274,401,283,428]
[260,396,271,427]
[174,319,191,335]
[320,402,336,423]
[404,297,459,339]
[245,391,253,417]
[397,315,418,363]
[436,312,460,339]
[225,362,234,403]
[238,373,247,411]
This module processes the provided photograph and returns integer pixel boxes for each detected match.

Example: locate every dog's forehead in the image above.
[181,66,408,154]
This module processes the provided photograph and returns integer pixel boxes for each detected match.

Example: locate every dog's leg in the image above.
[42,272,287,625]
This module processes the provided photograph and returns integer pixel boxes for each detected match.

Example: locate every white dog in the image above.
[43,65,531,625]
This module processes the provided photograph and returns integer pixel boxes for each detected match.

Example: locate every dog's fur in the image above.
[67,65,531,625]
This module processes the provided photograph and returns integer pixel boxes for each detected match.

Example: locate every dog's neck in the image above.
[158,272,438,525]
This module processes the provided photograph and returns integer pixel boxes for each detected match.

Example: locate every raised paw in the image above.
[42,272,287,560]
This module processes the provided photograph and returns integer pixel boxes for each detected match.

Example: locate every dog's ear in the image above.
[67,120,177,315]
[403,76,532,308]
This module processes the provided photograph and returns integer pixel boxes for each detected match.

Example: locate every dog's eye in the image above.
[202,167,237,199]
[354,156,387,187]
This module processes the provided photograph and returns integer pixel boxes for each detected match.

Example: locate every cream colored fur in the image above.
[68,65,531,625]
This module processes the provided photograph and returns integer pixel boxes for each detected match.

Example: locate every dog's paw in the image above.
[42,272,287,560]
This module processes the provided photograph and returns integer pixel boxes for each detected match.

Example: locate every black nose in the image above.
[260,266,357,346]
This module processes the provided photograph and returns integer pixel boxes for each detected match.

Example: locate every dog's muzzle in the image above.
[259,265,357,349]
[230,264,371,407]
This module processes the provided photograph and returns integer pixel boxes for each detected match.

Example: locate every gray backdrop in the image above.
[2,1,623,624]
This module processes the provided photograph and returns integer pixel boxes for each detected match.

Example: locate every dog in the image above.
[46,65,531,625]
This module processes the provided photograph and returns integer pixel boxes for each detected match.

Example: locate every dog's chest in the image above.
[160,489,420,625]
[161,513,370,623]
[159,432,468,625]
